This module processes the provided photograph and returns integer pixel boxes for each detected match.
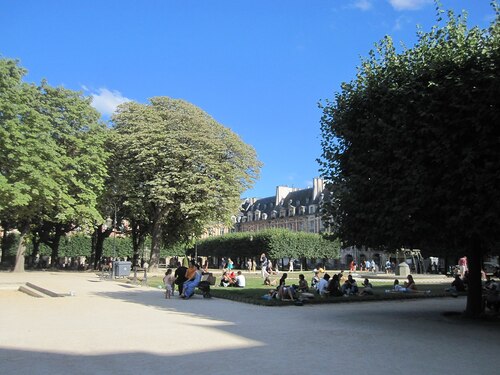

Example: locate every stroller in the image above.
[198,273,216,298]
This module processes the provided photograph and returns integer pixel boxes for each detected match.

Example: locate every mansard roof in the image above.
[244,196,275,216]
[243,188,326,215]
[283,188,314,206]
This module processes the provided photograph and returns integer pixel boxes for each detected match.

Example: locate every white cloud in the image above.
[87,88,131,117]
[393,15,411,30]
[388,0,432,11]
[354,0,373,11]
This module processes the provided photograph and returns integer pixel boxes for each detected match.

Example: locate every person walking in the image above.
[260,253,270,282]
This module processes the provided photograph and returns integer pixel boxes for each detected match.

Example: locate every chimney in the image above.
[312,178,324,201]
[275,186,294,206]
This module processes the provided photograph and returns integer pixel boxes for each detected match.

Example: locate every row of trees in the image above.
[319,7,500,316]
[2,229,340,269]
[0,58,261,271]
[1,232,188,262]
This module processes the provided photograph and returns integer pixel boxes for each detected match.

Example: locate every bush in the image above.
[196,229,340,260]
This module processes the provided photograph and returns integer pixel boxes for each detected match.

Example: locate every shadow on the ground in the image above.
[3,286,499,375]
[0,346,270,375]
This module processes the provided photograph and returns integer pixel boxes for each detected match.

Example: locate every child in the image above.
[163,269,175,299]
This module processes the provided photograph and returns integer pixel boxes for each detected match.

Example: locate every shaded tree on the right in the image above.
[319,5,500,317]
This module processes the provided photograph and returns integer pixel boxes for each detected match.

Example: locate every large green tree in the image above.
[111,97,261,269]
[319,7,500,316]
[0,58,108,271]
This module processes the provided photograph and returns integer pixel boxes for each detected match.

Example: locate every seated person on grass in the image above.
[315,273,330,296]
[326,274,343,297]
[297,274,309,292]
[388,279,406,292]
[404,275,417,292]
[235,271,246,288]
[341,274,359,296]
[359,278,374,296]
[311,270,320,289]
[277,273,295,301]
[445,275,466,294]
[387,279,405,292]
[220,271,231,287]
[483,279,500,312]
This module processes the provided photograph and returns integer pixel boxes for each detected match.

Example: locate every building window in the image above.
[309,220,315,232]
[289,207,295,217]
[262,213,268,220]
[299,221,305,231]
[309,205,316,214]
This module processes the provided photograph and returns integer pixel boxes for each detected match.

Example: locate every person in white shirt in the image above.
[235,271,246,288]
[315,274,330,295]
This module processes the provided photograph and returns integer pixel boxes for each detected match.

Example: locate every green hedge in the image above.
[196,229,340,259]
[2,230,340,261]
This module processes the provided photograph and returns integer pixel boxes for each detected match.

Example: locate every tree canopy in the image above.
[111,97,261,268]
[0,57,109,271]
[319,7,500,316]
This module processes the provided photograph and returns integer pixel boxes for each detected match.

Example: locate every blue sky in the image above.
[0,0,495,198]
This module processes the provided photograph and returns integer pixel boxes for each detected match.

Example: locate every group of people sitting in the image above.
[386,275,430,294]
[310,270,374,297]
[265,273,300,301]
[265,270,375,301]
[219,270,246,288]
[163,261,206,299]
[445,271,500,312]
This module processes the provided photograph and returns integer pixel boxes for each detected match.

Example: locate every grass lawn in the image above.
[137,270,458,306]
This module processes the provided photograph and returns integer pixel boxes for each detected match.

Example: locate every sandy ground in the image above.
[0,271,498,375]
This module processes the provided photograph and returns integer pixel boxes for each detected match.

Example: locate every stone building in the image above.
[203,177,393,270]
[234,177,326,234]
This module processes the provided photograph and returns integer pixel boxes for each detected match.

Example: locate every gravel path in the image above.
[0,271,498,375]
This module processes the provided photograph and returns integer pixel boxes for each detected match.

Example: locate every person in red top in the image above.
[458,256,468,278]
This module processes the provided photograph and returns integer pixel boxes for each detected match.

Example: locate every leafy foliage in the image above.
[319,6,500,315]
[319,8,500,252]
[111,97,261,267]
[196,229,340,260]
[0,57,109,270]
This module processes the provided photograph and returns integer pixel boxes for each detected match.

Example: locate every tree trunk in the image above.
[464,238,484,317]
[13,223,30,272]
[49,225,64,268]
[149,218,162,271]
[31,232,41,263]
[1,228,7,264]
[92,225,111,269]
[90,226,98,270]
[131,220,146,267]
